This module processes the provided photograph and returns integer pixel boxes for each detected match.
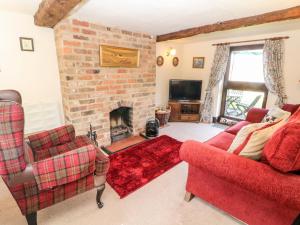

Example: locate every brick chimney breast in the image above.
[54,19,156,145]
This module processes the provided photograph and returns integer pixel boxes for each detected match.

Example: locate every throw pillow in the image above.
[281,104,300,115]
[263,122,300,172]
[228,118,288,160]
[227,123,267,153]
[262,107,291,123]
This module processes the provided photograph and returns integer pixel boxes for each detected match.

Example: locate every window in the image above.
[221,45,268,120]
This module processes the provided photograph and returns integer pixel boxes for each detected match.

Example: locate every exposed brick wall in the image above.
[54,19,156,145]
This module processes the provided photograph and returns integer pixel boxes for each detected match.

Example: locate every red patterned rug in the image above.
[106,135,182,198]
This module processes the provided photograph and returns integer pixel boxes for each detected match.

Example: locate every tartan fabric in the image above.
[24,142,35,164]
[0,102,26,176]
[7,174,94,215]
[32,145,97,190]
[34,135,92,161]
[0,97,110,217]
[95,149,110,176]
[28,125,75,152]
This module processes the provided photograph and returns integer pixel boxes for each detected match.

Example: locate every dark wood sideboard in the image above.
[168,101,201,122]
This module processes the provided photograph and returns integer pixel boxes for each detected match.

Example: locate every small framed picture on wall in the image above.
[193,57,205,68]
[19,37,34,52]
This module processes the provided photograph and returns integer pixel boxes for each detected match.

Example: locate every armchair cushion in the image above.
[34,135,92,161]
[32,145,97,190]
[28,125,75,152]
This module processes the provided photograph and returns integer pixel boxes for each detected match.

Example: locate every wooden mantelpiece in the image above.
[168,101,201,122]
[157,6,300,42]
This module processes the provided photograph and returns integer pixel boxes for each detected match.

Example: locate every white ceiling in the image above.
[71,0,300,35]
[0,0,41,15]
[1,0,300,35]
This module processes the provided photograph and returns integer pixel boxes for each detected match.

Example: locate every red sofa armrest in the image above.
[245,108,268,123]
[180,140,300,210]
[28,125,76,152]
[32,144,96,190]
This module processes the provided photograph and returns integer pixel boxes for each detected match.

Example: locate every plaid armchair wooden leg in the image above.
[25,212,37,225]
[96,184,105,208]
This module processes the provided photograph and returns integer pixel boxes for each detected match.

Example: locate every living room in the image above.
[0,1,300,225]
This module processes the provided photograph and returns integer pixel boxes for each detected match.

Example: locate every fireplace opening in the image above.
[110,107,133,143]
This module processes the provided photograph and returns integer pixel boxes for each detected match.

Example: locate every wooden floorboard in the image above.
[103,135,146,154]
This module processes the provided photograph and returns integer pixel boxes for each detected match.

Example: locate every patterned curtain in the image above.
[263,40,287,106]
[200,44,230,123]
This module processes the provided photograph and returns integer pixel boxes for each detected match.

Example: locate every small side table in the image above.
[155,109,171,127]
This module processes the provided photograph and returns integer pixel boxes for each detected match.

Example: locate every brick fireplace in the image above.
[54,18,156,145]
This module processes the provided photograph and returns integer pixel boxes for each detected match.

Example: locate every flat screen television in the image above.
[169,79,202,101]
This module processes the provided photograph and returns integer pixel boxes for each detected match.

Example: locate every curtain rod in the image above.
[212,36,289,46]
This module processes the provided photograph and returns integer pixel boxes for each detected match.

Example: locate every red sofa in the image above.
[180,106,300,225]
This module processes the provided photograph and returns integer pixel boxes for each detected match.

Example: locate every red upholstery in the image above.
[180,141,300,225]
[245,107,269,123]
[185,165,299,225]
[204,132,235,150]
[225,120,251,135]
[263,111,300,173]
[282,104,300,115]
[180,105,300,225]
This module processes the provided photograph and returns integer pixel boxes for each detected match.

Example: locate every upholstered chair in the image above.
[0,90,109,225]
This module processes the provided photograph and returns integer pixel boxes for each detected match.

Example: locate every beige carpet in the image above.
[0,122,243,225]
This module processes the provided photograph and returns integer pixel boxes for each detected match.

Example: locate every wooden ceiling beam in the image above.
[157,6,300,42]
[34,0,83,28]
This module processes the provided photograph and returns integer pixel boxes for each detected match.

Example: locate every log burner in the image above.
[110,107,133,142]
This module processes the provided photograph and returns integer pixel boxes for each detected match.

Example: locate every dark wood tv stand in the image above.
[168,100,201,122]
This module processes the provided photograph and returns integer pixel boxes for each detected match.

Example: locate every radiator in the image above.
[23,102,64,135]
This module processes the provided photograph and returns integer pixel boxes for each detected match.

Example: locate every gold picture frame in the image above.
[100,45,140,68]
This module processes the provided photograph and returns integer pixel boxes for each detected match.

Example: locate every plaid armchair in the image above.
[0,90,109,225]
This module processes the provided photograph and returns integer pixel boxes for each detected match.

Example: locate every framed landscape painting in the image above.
[100,45,140,68]
[193,57,205,68]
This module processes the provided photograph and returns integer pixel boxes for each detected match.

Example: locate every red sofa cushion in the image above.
[225,121,251,135]
[205,132,235,150]
[282,104,300,115]
[245,108,269,123]
[263,122,300,173]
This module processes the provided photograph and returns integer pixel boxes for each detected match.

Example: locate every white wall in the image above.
[156,19,300,116]
[155,43,183,106]
[0,11,64,133]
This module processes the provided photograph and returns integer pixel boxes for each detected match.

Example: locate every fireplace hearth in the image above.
[110,107,133,142]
